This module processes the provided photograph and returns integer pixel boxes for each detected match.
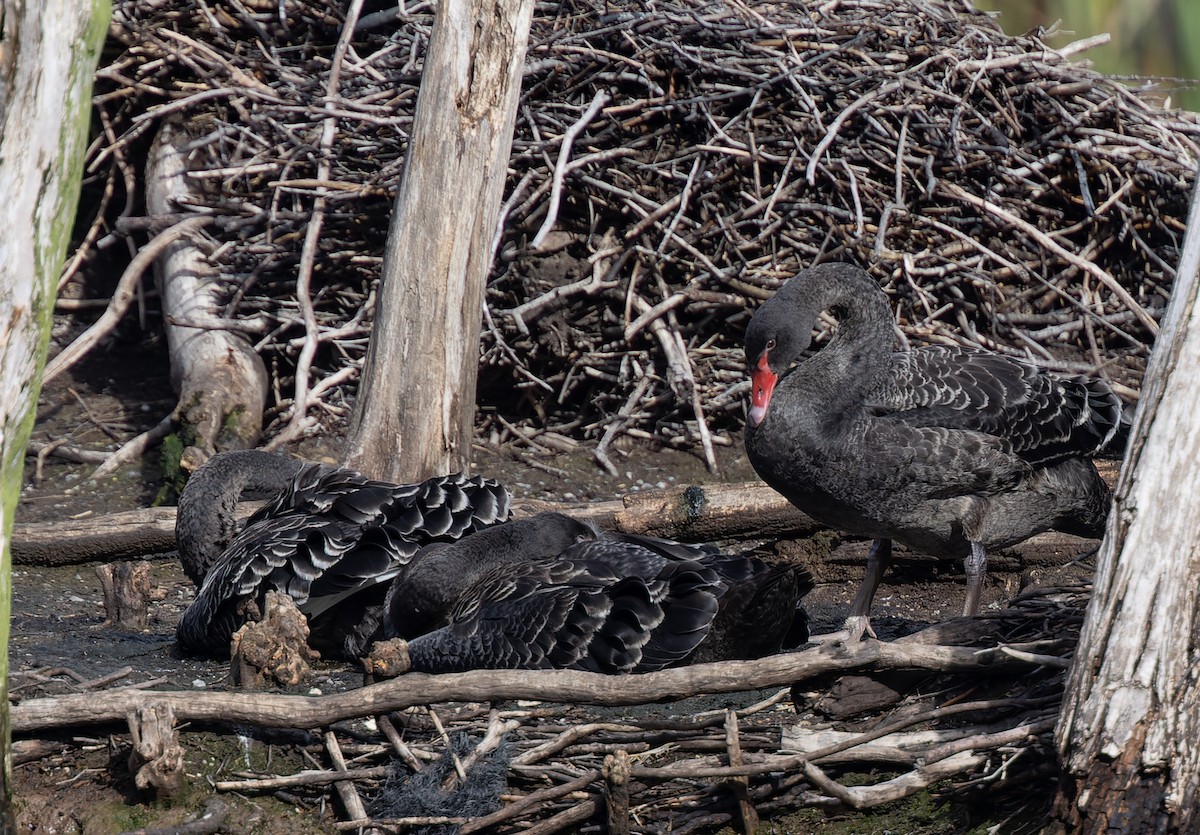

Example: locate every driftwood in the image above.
[10,639,1045,733]
[145,117,268,455]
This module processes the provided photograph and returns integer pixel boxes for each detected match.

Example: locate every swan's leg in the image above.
[844,538,892,642]
[962,541,987,616]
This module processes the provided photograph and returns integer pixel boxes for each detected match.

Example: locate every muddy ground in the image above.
[9,322,1092,834]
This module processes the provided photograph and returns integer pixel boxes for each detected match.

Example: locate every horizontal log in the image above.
[11,502,262,566]
[13,461,1119,566]
[11,637,1039,733]
[15,482,818,566]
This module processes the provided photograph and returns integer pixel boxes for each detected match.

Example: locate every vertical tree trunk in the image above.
[1052,175,1200,833]
[343,0,535,482]
[0,0,111,818]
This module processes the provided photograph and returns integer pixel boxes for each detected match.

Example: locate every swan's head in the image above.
[744,285,814,426]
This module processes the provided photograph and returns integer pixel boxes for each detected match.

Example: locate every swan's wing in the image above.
[862,418,1034,497]
[870,346,1123,465]
[176,473,511,656]
[248,466,510,535]
[405,554,722,674]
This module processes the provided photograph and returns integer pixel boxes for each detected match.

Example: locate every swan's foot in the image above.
[229,591,319,689]
[807,615,878,645]
[364,638,412,679]
[844,614,877,643]
[962,541,988,616]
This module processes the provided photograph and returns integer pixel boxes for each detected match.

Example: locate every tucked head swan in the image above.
[380,512,814,674]
[173,449,510,658]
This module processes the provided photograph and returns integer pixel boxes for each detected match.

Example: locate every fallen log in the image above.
[147,117,269,455]
[13,481,820,566]
[13,466,1112,567]
[11,637,1043,733]
[11,501,260,566]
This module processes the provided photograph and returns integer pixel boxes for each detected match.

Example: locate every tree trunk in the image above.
[0,0,110,819]
[146,118,269,454]
[343,0,535,482]
[1052,175,1200,833]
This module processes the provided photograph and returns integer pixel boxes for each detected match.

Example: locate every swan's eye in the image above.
[765,338,776,351]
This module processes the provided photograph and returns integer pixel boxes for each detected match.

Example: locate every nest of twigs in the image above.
[78,0,1199,468]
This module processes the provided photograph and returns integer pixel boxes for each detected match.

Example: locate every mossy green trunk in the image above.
[0,0,112,820]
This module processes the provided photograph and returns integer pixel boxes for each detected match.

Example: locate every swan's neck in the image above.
[792,275,895,407]
[176,450,304,585]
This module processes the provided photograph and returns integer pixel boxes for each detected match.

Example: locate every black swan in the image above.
[381,512,813,674]
[174,449,511,657]
[743,263,1123,640]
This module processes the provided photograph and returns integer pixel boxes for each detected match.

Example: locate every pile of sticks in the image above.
[74,0,1198,468]
[13,585,1085,832]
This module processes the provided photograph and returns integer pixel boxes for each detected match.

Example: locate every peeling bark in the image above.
[1053,177,1200,834]
[0,0,110,817]
[343,0,536,481]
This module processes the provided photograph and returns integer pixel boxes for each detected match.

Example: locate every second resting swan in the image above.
[380,512,814,674]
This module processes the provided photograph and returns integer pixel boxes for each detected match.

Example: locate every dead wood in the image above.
[12,481,814,566]
[10,501,262,566]
[724,709,759,834]
[14,462,1114,567]
[13,587,1080,830]
[603,749,632,835]
[229,591,320,689]
[95,560,154,629]
[342,0,535,481]
[13,506,177,566]
[127,702,185,797]
[145,117,268,455]
[11,639,1045,734]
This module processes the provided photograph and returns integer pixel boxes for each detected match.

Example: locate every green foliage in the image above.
[980,0,1200,110]
[155,433,189,506]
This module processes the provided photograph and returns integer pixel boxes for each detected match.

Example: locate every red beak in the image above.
[749,351,777,426]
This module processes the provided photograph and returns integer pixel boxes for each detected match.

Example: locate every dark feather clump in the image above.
[368,733,511,835]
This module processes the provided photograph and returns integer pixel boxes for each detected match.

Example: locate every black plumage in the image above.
[386,513,813,674]
[743,262,1123,640]
[174,450,510,657]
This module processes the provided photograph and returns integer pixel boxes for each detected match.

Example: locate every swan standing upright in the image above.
[743,263,1122,640]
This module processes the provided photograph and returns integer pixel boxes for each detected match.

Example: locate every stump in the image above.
[95,561,154,629]
[127,703,185,798]
[229,591,319,689]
